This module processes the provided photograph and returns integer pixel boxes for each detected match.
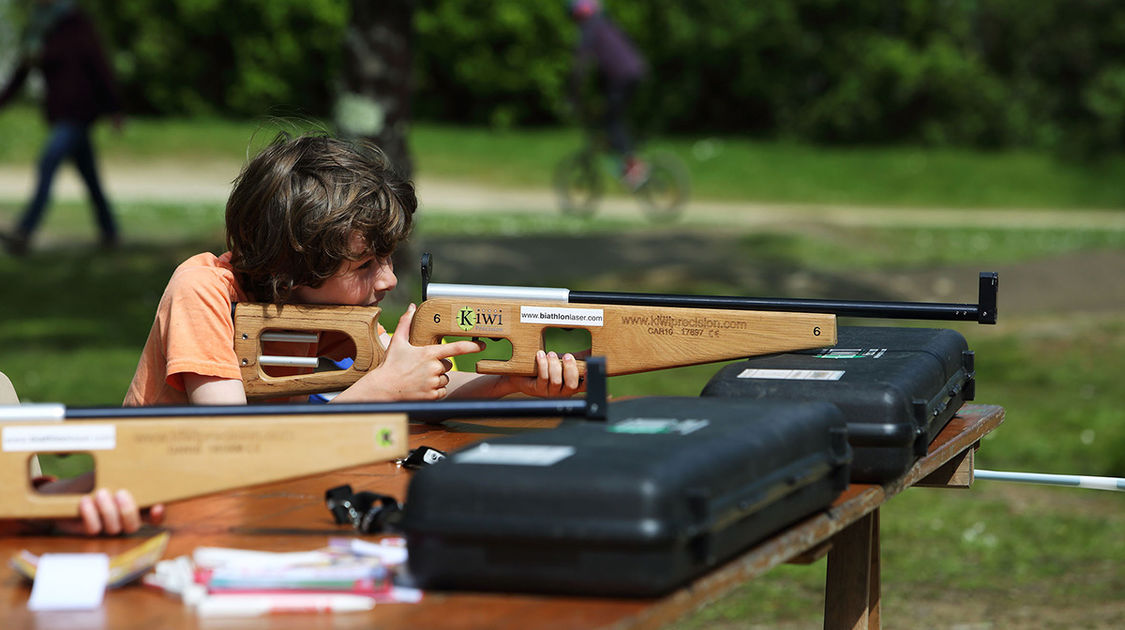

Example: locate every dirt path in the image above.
[3,160,1123,321]
[2,160,1124,232]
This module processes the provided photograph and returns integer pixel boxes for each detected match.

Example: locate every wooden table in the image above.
[0,404,1003,630]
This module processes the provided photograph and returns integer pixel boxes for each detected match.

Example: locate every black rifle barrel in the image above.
[64,398,586,421]
[570,272,999,324]
[59,357,608,422]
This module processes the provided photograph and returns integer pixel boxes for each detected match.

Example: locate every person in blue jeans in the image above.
[0,0,123,256]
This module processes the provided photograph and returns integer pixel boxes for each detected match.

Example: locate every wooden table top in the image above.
[0,404,1004,630]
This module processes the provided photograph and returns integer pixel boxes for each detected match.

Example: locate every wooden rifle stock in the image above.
[0,403,407,519]
[0,370,607,519]
[410,298,835,376]
[233,253,997,394]
[234,303,385,400]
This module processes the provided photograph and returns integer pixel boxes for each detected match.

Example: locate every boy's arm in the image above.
[183,373,247,405]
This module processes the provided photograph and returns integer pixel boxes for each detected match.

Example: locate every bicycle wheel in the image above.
[634,151,690,222]
[554,150,604,218]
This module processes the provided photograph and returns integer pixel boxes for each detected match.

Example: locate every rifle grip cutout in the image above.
[234,303,385,399]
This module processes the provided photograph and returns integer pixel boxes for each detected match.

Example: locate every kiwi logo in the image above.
[457,307,476,331]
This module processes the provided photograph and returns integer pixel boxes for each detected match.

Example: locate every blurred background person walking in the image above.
[0,0,123,256]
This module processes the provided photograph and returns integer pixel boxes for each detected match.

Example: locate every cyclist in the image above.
[567,0,648,188]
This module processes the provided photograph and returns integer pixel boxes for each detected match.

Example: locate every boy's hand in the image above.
[504,350,585,398]
[31,475,165,536]
[57,490,166,536]
[341,304,484,401]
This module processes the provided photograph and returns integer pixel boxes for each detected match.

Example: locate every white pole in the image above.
[975,469,1125,492]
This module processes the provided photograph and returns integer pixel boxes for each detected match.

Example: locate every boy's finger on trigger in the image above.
[433,339,485,358]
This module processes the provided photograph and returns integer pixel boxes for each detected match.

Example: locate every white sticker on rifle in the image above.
[609,418,710,435]
[737,368,845,381]
[454,443,575,466]
[520,306,604,327]
[3,425,116,452]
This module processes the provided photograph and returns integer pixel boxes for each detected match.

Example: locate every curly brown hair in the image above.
[225,132,416,302]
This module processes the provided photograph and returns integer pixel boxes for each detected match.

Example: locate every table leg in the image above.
[824,508,880,630]
[869,510,881,628]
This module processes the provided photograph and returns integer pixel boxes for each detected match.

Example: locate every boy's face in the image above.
[292,232,397,306]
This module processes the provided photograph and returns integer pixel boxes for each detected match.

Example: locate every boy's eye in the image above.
[357,259,373,270]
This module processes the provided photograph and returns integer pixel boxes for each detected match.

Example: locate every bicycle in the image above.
[553,128,691,222]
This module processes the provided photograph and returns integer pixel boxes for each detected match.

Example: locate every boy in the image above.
[125,132,582,406]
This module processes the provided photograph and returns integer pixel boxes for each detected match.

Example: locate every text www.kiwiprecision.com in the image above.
[620,314,748,329]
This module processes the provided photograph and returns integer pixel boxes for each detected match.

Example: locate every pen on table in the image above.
[195,593,377,617]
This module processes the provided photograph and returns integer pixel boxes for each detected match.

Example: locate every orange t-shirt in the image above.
[123,252,379,406]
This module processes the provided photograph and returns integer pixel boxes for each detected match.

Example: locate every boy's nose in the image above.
[377,265,398,290]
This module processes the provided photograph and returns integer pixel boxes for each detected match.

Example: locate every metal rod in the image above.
[258,355,321,368]
[428,283,570,302]
[1,357,609,423]
[261,332,320,343]
[975,469,1125,492]
[423,264,999,325]
[60,398,595,422]
[570,279,997,324]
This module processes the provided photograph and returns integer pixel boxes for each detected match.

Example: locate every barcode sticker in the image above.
[454,443,575,466]
[815,348,887,359]
[737,368,845,381]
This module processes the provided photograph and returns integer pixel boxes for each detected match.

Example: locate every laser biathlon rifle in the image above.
[234,253,997,398]
[0,359,607,519]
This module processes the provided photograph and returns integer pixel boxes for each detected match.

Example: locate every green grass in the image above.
[3,104,1125,209]
[739,227,1125,270]
[413,123,1125,210]
[1,114,1122,627]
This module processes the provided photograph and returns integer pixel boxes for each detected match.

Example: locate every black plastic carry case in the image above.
[400,397,850,597]
[701,326,974,484]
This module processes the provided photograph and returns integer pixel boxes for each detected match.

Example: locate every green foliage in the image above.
[416,0,1125,156]
[413,1,573,127]
[7,1,1114,155]
[84,0,347,117]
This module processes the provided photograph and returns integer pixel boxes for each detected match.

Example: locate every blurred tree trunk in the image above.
[338,0,414,179]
